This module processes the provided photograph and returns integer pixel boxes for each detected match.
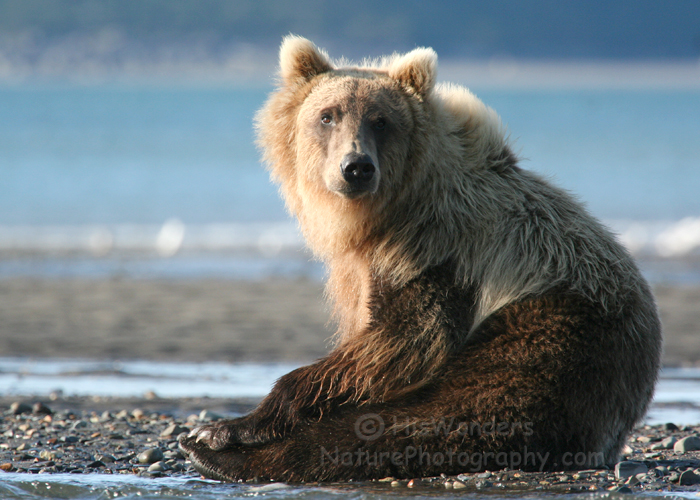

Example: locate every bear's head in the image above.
[257,36,511,276]
[256,36,439,257]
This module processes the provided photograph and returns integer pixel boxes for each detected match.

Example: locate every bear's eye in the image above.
[373,118,387,130]
[320,114,332,125]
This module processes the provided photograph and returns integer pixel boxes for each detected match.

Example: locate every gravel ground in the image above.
[2,397,700,493]
[0,396,257,479]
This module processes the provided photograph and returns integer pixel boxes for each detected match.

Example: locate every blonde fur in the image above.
[256,35,655,346]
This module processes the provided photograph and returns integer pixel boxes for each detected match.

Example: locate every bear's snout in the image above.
[339,153,378,196]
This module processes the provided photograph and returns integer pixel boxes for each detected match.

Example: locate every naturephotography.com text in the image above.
[321,444,552,471]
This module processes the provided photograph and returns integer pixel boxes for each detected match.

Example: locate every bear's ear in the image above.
[279,35,333,86]
[388,47,437,98]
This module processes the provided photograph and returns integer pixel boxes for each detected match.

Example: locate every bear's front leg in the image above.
[185,354,352,450]
[180,405,417,482]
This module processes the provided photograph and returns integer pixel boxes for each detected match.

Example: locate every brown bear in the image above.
[179,36,662,482]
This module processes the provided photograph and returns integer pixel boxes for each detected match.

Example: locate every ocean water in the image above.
[0,85,699,281]
[2,474,696,500]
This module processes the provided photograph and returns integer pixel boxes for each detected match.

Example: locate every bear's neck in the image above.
[326,250,374,343]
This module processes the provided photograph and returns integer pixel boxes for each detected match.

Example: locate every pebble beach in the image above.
[3,397,700,493]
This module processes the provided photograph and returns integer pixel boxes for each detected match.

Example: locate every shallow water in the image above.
[1,473,700,500]
[1,358,699,426]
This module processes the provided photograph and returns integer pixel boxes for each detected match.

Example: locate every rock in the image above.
[390,481,401,487]
[661,436,678,449]
[10,402,32,415]
[651,436,677,450]
[39,450,63,460]
[664,422,680,431]
[148,461,166,472]
[163,450,183,460]
[475,480,492,489]
[71,420,88,430]
[115,452,135,462]
[32,402,52,415]
[610,486,633,494]
[679,470,700,486]
[143,390,158,400]
[674,436,700,453]
[625,475,640,486]
[452,480,467,489]
[407,479,422,487]
[160,424,188,438]
[615,461,647,480]
[198,410,224,421]
[1,463,14,471]
[138,448,164,464]
[97,454,116,463]
[621,444,635,455]
[87,460,106,468]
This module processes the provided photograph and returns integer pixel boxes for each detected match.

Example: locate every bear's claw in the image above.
[186,420,244,450]
[178,434,243,482]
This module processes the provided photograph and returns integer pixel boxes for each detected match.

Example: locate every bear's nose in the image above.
[341,153,376,184]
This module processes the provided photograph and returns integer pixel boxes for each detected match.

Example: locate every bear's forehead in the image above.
[303,73,404,111]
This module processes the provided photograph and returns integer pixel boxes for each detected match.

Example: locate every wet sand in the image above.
[0,277,332,363]
[0,277,698,366]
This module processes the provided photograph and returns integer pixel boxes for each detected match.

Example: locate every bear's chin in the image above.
[334,188,376,200]
[327,179,379,200]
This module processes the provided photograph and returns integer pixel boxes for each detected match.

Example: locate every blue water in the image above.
[1,85,698,225]
[3,474,695,500]
[1,86,285,225]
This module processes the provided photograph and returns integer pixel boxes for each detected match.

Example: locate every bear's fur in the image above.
[179,36,662,482]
